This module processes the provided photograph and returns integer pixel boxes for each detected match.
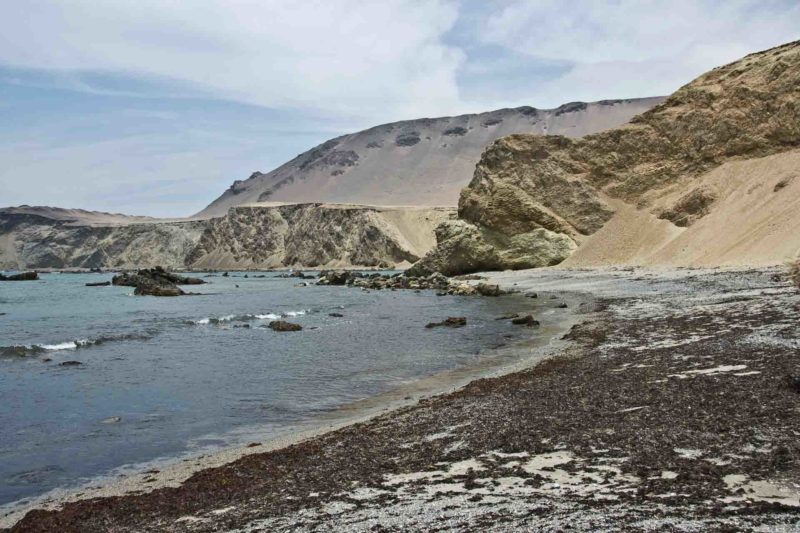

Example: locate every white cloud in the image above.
[0,0,463,122]
[481,0,800,104]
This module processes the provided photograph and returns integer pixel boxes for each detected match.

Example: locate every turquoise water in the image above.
[0,272,537,505]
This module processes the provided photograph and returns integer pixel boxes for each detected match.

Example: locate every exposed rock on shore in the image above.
[413,40,800,274]
[316,271,481,296]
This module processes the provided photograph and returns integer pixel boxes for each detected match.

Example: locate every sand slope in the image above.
[199,98,663,218]
[565,150,800,267]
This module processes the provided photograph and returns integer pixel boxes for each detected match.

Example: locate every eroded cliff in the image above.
[0,205,452,270]
[411,40,800,275]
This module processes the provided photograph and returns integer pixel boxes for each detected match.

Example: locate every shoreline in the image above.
[0,288,587,529]
[7,265,800,531]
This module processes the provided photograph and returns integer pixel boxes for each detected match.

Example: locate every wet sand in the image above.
[6,266,800,531]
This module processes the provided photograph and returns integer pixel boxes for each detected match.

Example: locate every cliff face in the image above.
[411,40,800,275]
[0,205,452,270]
[187,204,451,269]
[198,98,664,218]
[0,211,204,270]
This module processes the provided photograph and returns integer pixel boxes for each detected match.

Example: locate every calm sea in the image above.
[0,271,541,505]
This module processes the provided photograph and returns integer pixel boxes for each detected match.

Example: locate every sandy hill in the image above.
[411,40,800,275]
[198,99,664,218]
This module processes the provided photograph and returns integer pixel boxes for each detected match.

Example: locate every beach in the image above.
[5,266,800,531]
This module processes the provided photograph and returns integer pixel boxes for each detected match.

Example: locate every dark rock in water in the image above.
[425,317,467,328]
[556,303,568,308]
[59,361,83,366]
[112,267,204,287]
[0,271,39,281]
[317,270,364,286]
[268,320,303,332]
[511,315,539,327]
[247,442,262,448]
[495,313,519,320]
[222,272,229,277]
[89,267,103,273]
[475,283,502,297]
[328,313,344,317]
[133,284,183,297]
[526,292,538,299]
[112,266,202,296]
[85,281,111,287]
[279,271,314,279]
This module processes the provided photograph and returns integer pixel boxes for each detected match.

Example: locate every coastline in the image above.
[0,287,587,529]
[6,265,800,531]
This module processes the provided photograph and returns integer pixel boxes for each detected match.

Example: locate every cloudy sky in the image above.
[1,0,798,217]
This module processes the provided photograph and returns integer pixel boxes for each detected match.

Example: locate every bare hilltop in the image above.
[199,99,662,218]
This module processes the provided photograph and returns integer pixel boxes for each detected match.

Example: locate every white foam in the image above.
[255,313,280,320]
[284,310,307,317]
[40,341,80,351]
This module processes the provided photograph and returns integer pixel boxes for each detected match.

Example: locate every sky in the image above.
[0,1,798,217]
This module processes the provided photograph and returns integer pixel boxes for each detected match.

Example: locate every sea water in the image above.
[0,271,540,504]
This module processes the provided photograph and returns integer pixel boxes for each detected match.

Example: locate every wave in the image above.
[0,333,155,358]
[190,310,307,325]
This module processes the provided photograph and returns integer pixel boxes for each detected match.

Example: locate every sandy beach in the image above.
[5,265,800,531]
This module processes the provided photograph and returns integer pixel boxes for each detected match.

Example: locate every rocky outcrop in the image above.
[111,266,204,296]
[0,204,452,271]
[414,40,800,275]
[0,210,204,270]
[112,267,204,287]
[186,204,451,269]
[198,98,664,217]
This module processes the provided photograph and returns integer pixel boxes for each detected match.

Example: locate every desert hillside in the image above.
[411,40,800,275]
[198,98,663,218]
[0,204,452,270]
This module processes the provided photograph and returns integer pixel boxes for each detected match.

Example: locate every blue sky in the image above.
[0,0,798,217]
